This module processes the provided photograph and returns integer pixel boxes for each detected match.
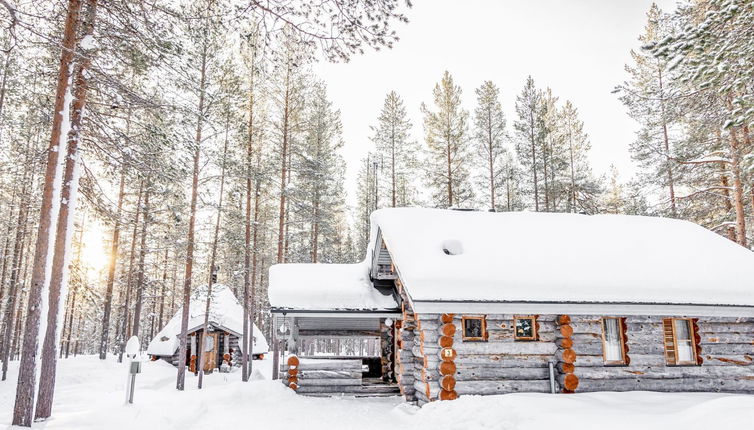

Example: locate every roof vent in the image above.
[442,239,463,256]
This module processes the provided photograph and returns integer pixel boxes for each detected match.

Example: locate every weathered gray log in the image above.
[455,379,551,395]
[413,380,440,399]
[297,330,380,337]
[287,359,362,371]
[700,344,754,355]
[453,341,557,355]
[456,354,553,367]
[298,370,362,379]
[455,367,550,381]
[296,378,362,386]
[697,323,754,333]
[700,333,754,344]
[575,377,754,393]
[573,365,754,380]
[702,354,754,365]
[295,384,402,394]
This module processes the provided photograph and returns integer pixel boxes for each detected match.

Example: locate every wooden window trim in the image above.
[601,317,628,366]
[461,316,487,342]
[670,318,698,366]
[514,316,538,341]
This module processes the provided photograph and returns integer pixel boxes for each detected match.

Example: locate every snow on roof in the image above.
[371,208,754,307]
[147,284,269,356]
[268,263,398,311]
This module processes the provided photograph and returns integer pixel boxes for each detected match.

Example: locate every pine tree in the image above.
[371,91,417,207]
[472,81,511,211]
[514,76,547,211]
[421,71,472,208]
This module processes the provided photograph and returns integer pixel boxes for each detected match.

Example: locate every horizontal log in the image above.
[298,370,362,379]
[576,377,754,393]
[487,331,557,342]
[455,367,550,381]
[697,323,754,333]
[456,354,554,367]
[455,380,552,395]
[413,380,440,399]
[296,378,362,386]
[286,360,362,371]
[573,365,754,380]
[703,354,754,366]
[297,330,380,337]
[701,344,754,355]
[453,341,557,355]
[295,384,402,394]
[700,333,754,344]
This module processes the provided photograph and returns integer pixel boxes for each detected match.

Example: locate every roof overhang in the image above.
[270,308,401,318]
[411,300,754,318]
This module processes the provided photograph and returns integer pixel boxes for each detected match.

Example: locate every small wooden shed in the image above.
[148,284,269,373]
[269,208,754,404]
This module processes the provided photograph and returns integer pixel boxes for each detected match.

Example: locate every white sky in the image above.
[313,0,679,207]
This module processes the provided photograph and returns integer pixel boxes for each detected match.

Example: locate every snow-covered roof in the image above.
[268,263,399,311]
[371,208,754,307]
[147,284,269,356]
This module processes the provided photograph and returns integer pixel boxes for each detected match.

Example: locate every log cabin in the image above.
[148,284,269,374]
[268,208,754,404]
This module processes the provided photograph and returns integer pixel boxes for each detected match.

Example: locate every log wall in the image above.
[404,313,754,402]
[571,315,754,393]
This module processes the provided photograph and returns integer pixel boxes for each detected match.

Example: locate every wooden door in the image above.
[202,333,218,372]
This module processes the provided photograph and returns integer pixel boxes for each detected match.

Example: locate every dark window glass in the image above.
[464,318,483,338]
[515,317,535,339]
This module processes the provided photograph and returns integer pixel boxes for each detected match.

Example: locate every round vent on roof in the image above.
[442,239,463,256]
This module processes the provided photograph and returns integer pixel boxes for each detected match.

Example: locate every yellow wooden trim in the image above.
[513,315,538,341]
[461,316,487,342]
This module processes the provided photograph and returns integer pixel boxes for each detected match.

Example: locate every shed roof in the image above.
[268,263,399,311]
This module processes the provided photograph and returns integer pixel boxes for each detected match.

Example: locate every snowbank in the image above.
[372,208,754,306]
[268,263,398,311]
[0,356,753,429]
[147,284,268,356]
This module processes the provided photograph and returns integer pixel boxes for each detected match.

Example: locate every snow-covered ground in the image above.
[0,356,753,429]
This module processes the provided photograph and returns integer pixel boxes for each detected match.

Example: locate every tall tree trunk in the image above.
[567,126,576,212]
[130,185,150,339]
[13,0,82,425]
[157,246,169,330]
[446,129,453,207]
[276,71,291,264]
[99,170,125,359]
[36,0,96,411]
[198,114,229,389]
[1,179,29,380]
[117,182,143,363]
[176,28,208,390]
[391,125,396,207]
[529,110,539,212]
[728,126,747,246]
[658,67,677,218]
[487,107,495,210]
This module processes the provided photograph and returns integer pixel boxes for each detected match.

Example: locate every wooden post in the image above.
[271,324,279,380]
[189,334,197,374]
[223,332,231,366]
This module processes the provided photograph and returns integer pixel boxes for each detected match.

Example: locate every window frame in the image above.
[669,318,698,366]
[600,317,628,365]
[513,315,538,341]
[461,315,487,342]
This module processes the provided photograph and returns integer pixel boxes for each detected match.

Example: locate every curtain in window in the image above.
[674,319,694,363]
[603,318,623,362]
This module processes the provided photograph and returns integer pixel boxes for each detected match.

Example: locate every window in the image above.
[662,318,699,366]
[514,316,538,341]
[462,316,487,341]
[601,317,627,365]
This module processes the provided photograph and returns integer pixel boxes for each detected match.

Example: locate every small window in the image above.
[514,316,538,341]
[462,316,487,341]
[601,317,627,365]
[663,318,699,366]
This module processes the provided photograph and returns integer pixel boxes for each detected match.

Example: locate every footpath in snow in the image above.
[0,356,752,429]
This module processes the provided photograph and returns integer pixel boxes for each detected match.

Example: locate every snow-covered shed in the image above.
[269,208,754,403]
[148,284,269,373]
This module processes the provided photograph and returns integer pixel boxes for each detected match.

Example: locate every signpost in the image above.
[124,336,141,404]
